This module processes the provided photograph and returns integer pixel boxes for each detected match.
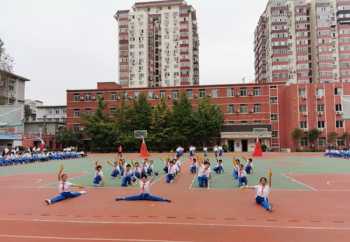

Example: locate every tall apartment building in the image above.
[255,0,350,84]
[115,0,199,88]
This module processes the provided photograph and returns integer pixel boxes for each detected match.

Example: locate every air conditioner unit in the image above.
[80,97,84,101]
[336,111,343,115]
[117,96,121,100]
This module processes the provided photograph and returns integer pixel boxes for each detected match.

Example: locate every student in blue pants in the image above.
[232,159,240,180]
[116,174,171,202]
[93,161,104,186]
[121,164,134,187]
[237,164,248,187]
[189,157,198,174]
[213,159,224,174]
[45,164,86,205]
[241,170,273,212]
[165,160,177,183]
[197,160,211,188]
[108,160,121,178]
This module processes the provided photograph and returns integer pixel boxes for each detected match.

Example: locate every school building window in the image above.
[85,94,92,101]
[253,87,261,96]
[299,88,306,97]
[187,89,193,98]
[227,88,234,97]
[336,120,344,128]
[316,88,324,97]
[211,89,218,98]
[300,121,307,129]
[240,104,248,113]
[73,109,80,117]
[299,105,307,112]
[227,104,235,113]
[160,90,166,98]
[271,114,278,121]
[270,97,278,103]
[172,90,179,99]
[111,93,118,100]
[148,91,154,99]
[199,89,206,98]
[253,104,261,113]
[240,88,247,96]
[318,120,325,128]
[73,124,80,132]
[300,138,308,147]
[317,104,324,112]
[335,104,343,112]
[272,131,278,138]
[334,87,343,96]
[73,94,80,101]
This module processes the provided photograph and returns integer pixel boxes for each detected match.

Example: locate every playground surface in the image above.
[1,152,350,242]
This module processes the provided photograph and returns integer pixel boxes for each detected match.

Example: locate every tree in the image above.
[341,132,350,149]
[327,132,338,148]
[170,92,196,147]
[56,128,82,148]
[0,38,14,72]
[192,97,224,146]
[132,93,152,130]
[83,97,118,152]
[291,128,304,150]
[307,128,321,151]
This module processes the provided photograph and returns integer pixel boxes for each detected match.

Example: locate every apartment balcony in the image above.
[337,10,350,24]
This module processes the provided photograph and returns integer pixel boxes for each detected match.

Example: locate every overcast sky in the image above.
[0,0,267,105]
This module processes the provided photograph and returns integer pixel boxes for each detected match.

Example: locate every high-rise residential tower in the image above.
[115,0,199,88]
[254,0,350,84]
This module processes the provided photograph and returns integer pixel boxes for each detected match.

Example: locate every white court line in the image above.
[282,173,318,191]
[1,218,350,232]
[0,234,192,242]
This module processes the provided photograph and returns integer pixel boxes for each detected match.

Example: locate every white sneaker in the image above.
[80,191,87,195]
[45,199,51,205]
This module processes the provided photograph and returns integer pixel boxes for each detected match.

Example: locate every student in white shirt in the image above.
[189,145,196,157]
[116,174,171,202]
[241,170,273,212]
[244,158,254,174]
[203,147,208,157]
[189,157,198,174]
[213,159,224,174]
[121,164,134,187]
[197,160,211,188]
[237,164,248,187]
[213,145,219,158]
[165,160,177,183]
[93,161,104,186]
[45,164,86,205]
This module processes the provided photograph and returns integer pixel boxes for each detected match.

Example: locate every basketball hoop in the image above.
[134,130,148,139]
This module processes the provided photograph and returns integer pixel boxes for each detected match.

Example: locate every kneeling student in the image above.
[93,161,104,186]
[197,160,211,188]
[237,164,248,187]
[213,159,224,174]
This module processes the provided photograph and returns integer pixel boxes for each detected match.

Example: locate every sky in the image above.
[0,0,267,105]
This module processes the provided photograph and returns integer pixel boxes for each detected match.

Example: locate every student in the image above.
[244,158,254,174]
[133,161,143,179]
[175,146,184,159]
[213,159,224,174]
[203,146,208,157]
[232,159,240,180]
[174,158,182,174]
[93,161,104,186]
[144,159,154,176]
[197,160,211,188]
[237,164,248,187]
[117,144,123,158]
[213,145,219,158]
[218,145,224,158]
[121,164,134,187]
[163,158,170,174]
[45,164,86,205]
[165,160,177,183]
[189,157,198,174]
[116,174,171,202]
[241,170,273,212]
[108,160,121,178]
[189,145,196,158]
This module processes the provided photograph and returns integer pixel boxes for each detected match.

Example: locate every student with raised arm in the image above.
[93,161,105,186]
[197,159,211,188]
[242,156,254,174]
[116,173,171,202]
[45,164,86,205]
[108,160,121,179]
[241,169,273,212]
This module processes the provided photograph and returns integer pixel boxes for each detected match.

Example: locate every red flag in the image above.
[253,137,263,157]
[140,138,149,159]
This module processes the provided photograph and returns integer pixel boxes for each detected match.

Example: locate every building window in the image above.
[227,104,234,113]
[211,89,218,98]
[317,104,325,112]
[73,94,80,102]
[316,88,324,97]
[318,121,325,129]
[111,93,118,100]
[187,89,193,98]
[240,88,247,97]
[134,91,140,98]
[253,104,261,113]
[272,131,278,138]
[148,91,154,99]
[300,137,308,147]
[271,114,278,121]
[299,88,306,97]
[335,104,343,112]
[336,120,344,128]
[110,108,117,114]
[160,90,166,98]
[199,89,206,98]
[300,121,307,129]
[172,90,179,99]
[335,87,343,96]
[337,139,345,147]
[240,104,248,113]
[299,105,307,112]
[270,97,278,104]
[253,87,261,96]
[73,124,80,132]
[73,109,80,117]
[227,88,234,97]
